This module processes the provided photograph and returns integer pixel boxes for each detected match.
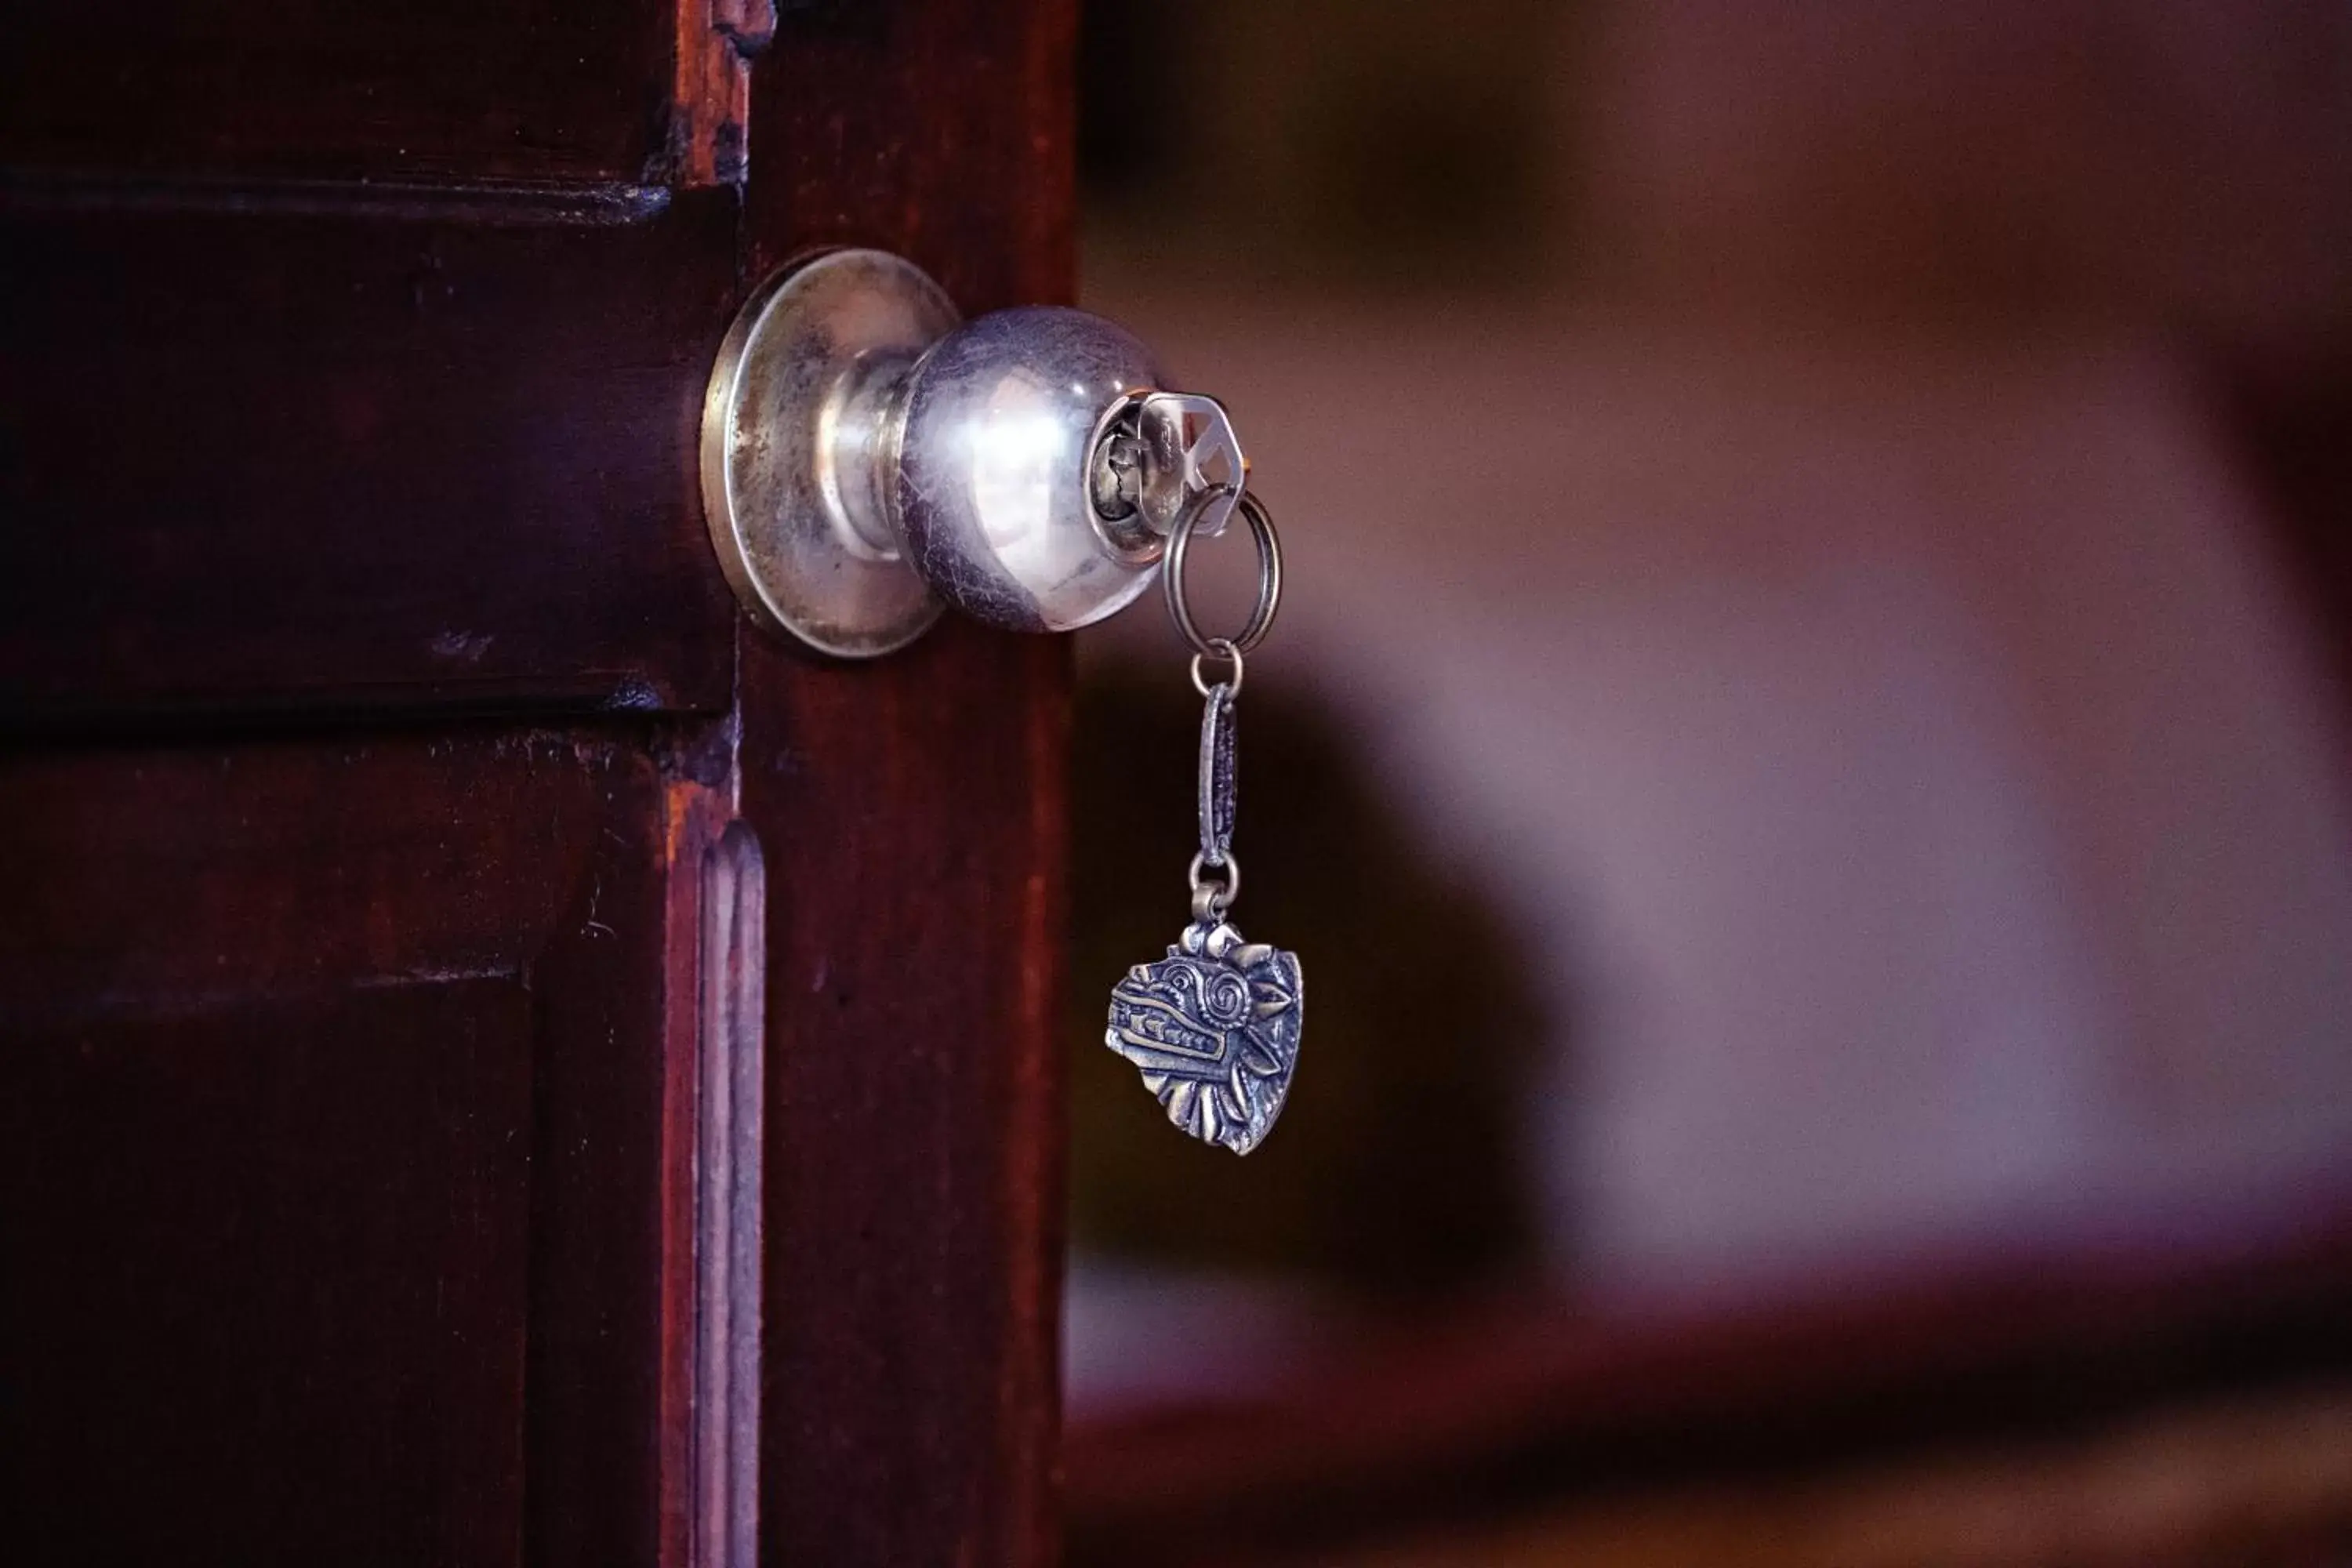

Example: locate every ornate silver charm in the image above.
[1107,919,1302,1156]
[1103,490,1301,1154]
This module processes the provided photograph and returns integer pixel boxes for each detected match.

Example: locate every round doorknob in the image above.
[701,248,1247,658]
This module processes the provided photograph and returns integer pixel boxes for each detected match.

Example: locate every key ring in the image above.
[1103,481,1304,1157]
[1163,488,1283,659]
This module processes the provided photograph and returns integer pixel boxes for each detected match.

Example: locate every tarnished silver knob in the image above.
[701,248,1245,658]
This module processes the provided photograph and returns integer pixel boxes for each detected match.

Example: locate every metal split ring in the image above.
[1163,488,1283,659]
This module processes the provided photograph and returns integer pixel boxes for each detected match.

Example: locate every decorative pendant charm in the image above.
[1103,488,1302,1154]
[1108,919,1302,1156]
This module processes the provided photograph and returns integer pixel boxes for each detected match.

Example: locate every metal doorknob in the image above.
[702,248,1247,658]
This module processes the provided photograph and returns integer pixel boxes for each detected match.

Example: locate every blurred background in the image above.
[1055,2,2352,1562]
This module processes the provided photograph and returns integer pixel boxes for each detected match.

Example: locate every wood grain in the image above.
[0,1,676,182]
[0,731,684,1564]
[0,194,742,726]
[741,620,1073,1568]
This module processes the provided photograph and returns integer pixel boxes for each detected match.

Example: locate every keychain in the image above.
[1104,490,1304,1155]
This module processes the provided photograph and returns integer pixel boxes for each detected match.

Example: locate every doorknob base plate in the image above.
[701,249,959,659]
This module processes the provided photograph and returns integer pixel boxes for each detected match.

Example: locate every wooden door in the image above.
[0,4,1074,1563]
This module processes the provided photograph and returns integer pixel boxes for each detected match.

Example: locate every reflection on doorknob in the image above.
[700,248,1247,658]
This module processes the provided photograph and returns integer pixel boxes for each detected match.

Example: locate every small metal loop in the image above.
[1163,488,1283,658]
[1188,849,1240,920]
[1189,637,1244,699]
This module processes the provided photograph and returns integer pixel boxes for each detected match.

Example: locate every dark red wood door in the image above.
[0,5,1075,1564]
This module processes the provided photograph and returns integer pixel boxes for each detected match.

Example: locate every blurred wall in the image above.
[1069,0,2352,1359]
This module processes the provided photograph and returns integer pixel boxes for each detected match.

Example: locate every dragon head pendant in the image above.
[1105,919,1303,1155]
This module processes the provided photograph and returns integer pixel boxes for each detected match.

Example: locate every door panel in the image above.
[0,2,676,182]
[0,196,739,724]
[5,985,535,1565]
[0,731,682,1563]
